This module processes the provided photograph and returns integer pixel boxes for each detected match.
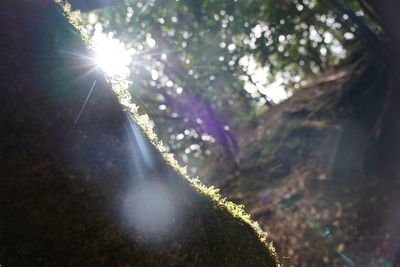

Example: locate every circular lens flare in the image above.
[122,182,180,242]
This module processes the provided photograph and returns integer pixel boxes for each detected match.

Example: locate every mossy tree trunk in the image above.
[0,0,279,266]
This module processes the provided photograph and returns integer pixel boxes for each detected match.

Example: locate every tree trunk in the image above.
[0,1,279,266]
[362,0,400,171]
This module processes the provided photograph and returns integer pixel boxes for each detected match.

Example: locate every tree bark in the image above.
[364,0,400,171]
[0,0,279,266]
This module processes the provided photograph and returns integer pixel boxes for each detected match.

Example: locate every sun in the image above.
[92,32,133,78]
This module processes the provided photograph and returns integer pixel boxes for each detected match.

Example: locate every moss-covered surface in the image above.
[0,0,279,266]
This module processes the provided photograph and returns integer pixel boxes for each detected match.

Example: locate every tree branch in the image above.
[325,0,380,47]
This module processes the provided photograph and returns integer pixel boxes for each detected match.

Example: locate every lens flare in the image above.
[122,115,181,242]
[92,33,133,78]
[122,182,179,239]
[127,115,153,169]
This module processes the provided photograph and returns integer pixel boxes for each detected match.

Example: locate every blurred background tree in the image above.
[77,0,385,181]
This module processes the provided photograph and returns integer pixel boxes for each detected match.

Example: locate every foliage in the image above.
[80,0,382,174]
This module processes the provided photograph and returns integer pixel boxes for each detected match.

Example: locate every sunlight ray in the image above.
[74,80,97,124]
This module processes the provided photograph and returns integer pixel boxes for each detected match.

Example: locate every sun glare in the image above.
[92,32,133,78]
